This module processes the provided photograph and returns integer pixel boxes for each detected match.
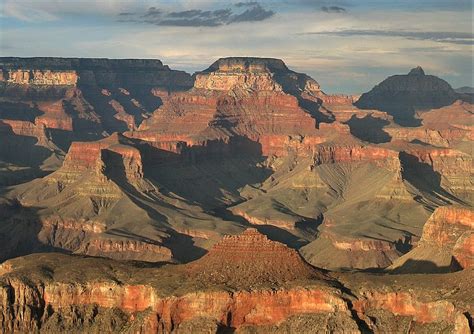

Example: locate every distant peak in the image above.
[408,66,425,76]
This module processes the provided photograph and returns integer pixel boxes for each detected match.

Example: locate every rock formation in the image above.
[187,228,322,287]
[0,251,472,333]
[136,57,323,154]
[0,57,194,178]
[0,56,473,332]
[0,56,472,276]
[355,66,458,126]
[389,206,474,273]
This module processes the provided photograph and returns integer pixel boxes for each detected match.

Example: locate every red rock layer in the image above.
[139,90,318,143]
[312,144,401,172]
[187,228,319,285]
[391,206,474,271]
[0,278,350,333]
[59,133,144,181]
[353,291,470,333]
[421,206,474,248]
[134,57,337,158]
[452,232,474,269]
[0,119,49,145]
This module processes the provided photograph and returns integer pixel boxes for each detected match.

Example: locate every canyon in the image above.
[0,57,472,332]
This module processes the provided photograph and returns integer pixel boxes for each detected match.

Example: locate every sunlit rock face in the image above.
[136,57,347,159]
[0,57,473,283]
[389,206,474,273]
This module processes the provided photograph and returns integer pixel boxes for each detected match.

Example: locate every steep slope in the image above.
[355,66,458,126]
[131,57,348,157]
[0,250,472,333]
[1,133,243,263]
[389,206,474,273]
[0,57,193,185]
[1,57,472,273]
[186,228,323,287]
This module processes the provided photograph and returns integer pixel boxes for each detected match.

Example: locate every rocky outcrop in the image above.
[187,228,320,287]
[356,67,458,126]
[353,291,471,333]
[135,57,342,159]
[452,232,474,269]
[400,147,473,201]
[389,206,474,272]
[194,57,287,92]
[50,133,144,184]
[0,277,355,333]
[1,252,472,333]
[421,206,473,248]
[0,119,50,145]
[2,69,78,85]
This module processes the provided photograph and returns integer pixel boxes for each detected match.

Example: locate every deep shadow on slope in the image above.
[0,121,56,185]
[399,152,466,207]
[344,115,391,144]
[101,146,216,263]
[297,96,335,126]
[0,101,43,122]
[387,259,452,274]
[0,199,66,262]
[144,136,273,209]
[355,69,458,127]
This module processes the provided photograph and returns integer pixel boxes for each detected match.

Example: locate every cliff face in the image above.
[0,57,194,166]
[355,67,458,126]
[0,277,355,333]
[0,56,473,275]
[421,206,474,248]
[400,148,473,202]
[134,57,344,159]
[0,57,192,89]
[1,251,472,333]
[389,206,474,273]
[2,69,78,85]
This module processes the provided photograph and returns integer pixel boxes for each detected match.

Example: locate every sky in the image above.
[0,0,472,93]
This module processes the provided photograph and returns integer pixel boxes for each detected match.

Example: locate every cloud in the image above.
[302,29,474,45]
[235,2,259,7]
[118,2,274,27]
[142,7,162,18]
[321,6,346,13]
[230,4,274,22]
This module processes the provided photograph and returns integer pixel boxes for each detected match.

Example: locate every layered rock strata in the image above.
[389,206,474,272]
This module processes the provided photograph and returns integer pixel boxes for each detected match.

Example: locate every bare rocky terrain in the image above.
[0,57,472,333]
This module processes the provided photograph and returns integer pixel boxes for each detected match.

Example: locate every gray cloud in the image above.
[321,6,346,13]
[142,7,162,18]
[235,2,259,7]
[302,29,474,45]
[230,4,274,22]
[119,3,274,27]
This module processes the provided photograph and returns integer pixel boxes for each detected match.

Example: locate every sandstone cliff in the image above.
[389,206,474,273]
[0,247,472,333]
